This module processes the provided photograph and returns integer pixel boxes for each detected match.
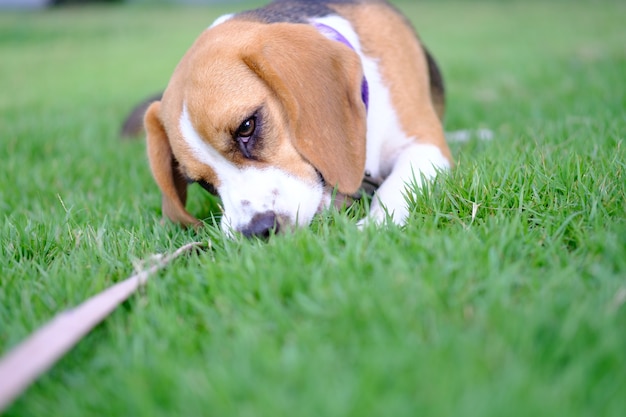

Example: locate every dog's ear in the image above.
[144,101,201,228]
[243,24,367,194]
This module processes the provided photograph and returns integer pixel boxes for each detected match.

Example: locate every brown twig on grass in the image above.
[0,241,207,412]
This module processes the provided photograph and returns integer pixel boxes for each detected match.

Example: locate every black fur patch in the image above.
[424,48,445,101]
[237,0,365,23]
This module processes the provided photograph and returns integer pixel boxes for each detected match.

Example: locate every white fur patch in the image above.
[179,105,324,235]
[208,13,233,29]
[362,144,450,226]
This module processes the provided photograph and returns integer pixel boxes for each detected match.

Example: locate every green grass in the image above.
[1,1,625,416]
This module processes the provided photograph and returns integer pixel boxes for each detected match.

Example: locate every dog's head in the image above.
[144,20,367,237]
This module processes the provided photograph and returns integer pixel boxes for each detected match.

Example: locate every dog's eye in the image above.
[236,117,256,141]
[233,112,261,159]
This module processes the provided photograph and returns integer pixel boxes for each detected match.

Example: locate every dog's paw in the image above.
[356,215,379,230]
[356,205,405,229]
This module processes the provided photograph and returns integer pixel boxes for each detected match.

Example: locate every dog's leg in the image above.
[360,143,450,227]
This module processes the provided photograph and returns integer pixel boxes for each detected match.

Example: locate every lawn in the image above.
[1,0,625,416]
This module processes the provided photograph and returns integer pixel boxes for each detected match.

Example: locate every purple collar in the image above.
[312,22,369,110]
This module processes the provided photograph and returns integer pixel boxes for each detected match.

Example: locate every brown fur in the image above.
[145,20,367,226]
[242,23,367,193]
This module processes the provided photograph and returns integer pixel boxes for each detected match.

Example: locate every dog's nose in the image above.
[241,211,280,238]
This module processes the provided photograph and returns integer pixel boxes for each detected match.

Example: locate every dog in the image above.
[135,0,452,237]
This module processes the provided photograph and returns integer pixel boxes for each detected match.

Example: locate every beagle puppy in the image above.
[143,0,451,237]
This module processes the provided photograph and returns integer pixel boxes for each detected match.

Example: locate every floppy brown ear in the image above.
[243,24,367,194]
[144,101,201,228]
